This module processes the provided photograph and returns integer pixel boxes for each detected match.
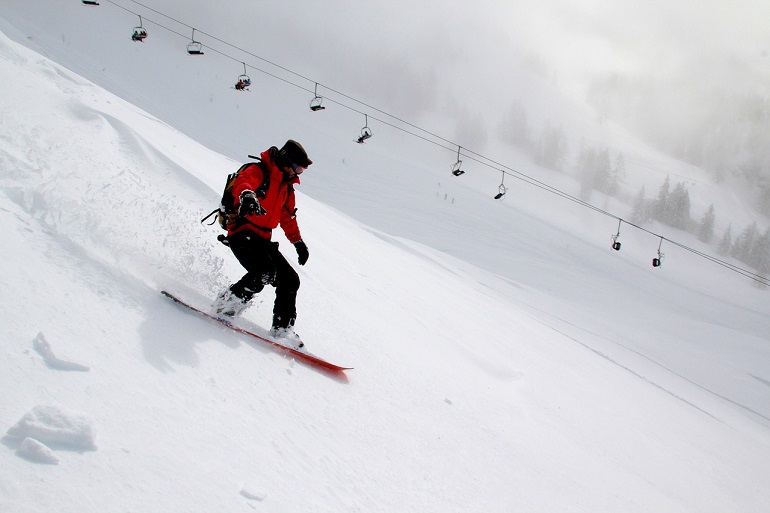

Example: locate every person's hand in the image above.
[238,190,266,217]
[294,240,309,266]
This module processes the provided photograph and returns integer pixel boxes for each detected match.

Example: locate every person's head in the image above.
[277,139,312,179]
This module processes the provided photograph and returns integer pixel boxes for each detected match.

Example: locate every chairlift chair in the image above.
[357,115,372,143]
[494,171,507,199]
[235,76,251,90]
[309,83,325,111]
[132,28,147,42]
[82,0,100,5]
[187,29,204,55]
[451,146,465,176]
[310,96,325,111]
[234,63,251,90]
[357,127,372,144]
[611,219,622,250]
[131,16,147,42]
[187,41,203,55]
[652,238,664,267]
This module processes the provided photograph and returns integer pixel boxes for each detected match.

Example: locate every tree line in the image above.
[630,177,769,278]
[498,102,770,280]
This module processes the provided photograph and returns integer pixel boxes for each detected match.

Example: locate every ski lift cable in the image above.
[97,0,752,228]
[103,1,478,160]
[112,0,316,85]
[103,1,189,41]
[109,3,462,154]
[97,0,770,287]
[103,1,769,287]
[614,219,770,284]
[109,2,462,150]
[457,151,764,286]
[617,216,762,278]
[109,0,458,147]
[105,3,314,95]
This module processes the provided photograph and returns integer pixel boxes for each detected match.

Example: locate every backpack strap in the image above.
[251,161,271,198]
[200,157,271,230]
[200,208,219,225]
[232,160,270,195]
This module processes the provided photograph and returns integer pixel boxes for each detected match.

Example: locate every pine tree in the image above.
[608,152,625,196]
[631,186,651,224]
[732,221,758,262]
[748,228,770,273]
[697,204,716,243]
[577,145,597,199]
[652,176,671,224]
[717,224,733,256]
[668,181,691,230]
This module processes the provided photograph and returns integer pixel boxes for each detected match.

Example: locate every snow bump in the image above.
[4,404,97,452]
[17,437,60,465]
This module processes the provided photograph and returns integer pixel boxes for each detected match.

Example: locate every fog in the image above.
[5,0,769,200]
[188,0,770,105]
[147,0,769,178]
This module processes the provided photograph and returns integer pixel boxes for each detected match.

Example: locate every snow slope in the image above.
[2,6,770,513]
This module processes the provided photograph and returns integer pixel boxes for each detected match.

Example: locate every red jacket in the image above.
[227,147,302,243]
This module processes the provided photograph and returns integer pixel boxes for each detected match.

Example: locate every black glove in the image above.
[238,190,266,217]
[294,240,309,266]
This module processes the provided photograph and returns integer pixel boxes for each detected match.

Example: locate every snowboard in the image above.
[161,290,352,374]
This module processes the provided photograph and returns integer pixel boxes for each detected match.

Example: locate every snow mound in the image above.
[17,437,59,465]
[4,405,97,451]
[33,333,90,372]
[239,485,267,502]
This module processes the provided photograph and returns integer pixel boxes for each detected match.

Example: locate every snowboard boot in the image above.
[269,326,304,350]
[213,288,251,318]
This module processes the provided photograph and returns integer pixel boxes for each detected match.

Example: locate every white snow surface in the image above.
[1,4,770,512]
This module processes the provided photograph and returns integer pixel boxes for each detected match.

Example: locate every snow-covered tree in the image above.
[697,204,716,244]
[748,228,770,273]
[608,152,626,196]
[577,145,618,199]
[732,221,758,262]
[717,224,733,256]
[668,181,692,230]
[630,185,651,224]
[651,176,691,229]
[651,176,671,224]
[577,145,597,199]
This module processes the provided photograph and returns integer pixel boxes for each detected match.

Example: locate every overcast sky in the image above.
[141,0,770,165]
[182,0,770,96]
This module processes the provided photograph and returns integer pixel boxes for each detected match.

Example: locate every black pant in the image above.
[227,232,300,329]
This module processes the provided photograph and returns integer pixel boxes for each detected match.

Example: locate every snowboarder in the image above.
[213,140,312,348]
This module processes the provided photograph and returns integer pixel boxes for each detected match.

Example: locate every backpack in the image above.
[201,156,270,231]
